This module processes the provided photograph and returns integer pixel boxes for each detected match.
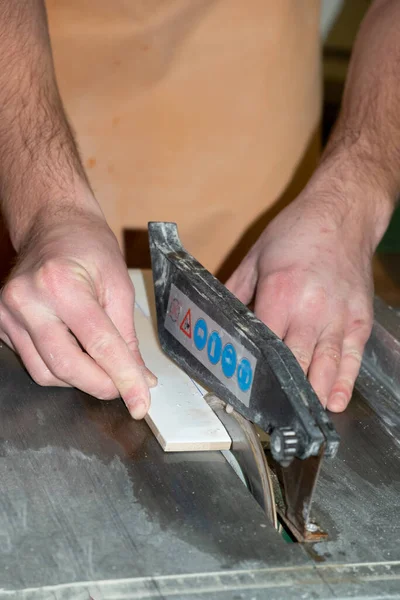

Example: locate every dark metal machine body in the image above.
[149,222,339,540]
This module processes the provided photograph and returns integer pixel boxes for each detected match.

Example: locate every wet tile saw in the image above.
[149,221,340,543]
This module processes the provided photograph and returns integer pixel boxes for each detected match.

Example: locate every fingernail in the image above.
[142,367,158,388]
[128,399,149,420]
[328,392,348,413]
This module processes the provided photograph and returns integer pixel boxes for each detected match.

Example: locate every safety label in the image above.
[164,283,256,406]
[180,309,192,339]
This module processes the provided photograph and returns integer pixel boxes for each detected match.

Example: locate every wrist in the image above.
[2,175,105,253]
[304,145,396,254]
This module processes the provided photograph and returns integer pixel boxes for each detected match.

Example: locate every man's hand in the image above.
[0,211,156,419]
[226,188,375,413]
[228,0,400,412]
[0,1,155,418]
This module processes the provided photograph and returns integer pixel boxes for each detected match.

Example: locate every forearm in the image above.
[0,0,102,251]
[309,0,400,251]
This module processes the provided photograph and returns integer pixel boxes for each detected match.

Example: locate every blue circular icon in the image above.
[237,358,253,392]
[207,331,222,365]
[221,343,237,378]
[194,318,208,351]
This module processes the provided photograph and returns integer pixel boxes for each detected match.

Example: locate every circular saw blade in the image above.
[206,394,277,529]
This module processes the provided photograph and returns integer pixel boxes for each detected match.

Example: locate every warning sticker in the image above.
[165,283,256,406]
[168,297,181,322]
[179,309,192,338]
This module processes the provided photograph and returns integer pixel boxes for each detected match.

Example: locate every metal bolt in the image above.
[270,427,299,466]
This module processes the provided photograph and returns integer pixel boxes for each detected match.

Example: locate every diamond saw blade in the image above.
[205,394,277,529]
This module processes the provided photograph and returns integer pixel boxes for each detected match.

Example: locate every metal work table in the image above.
[1,289,400,599]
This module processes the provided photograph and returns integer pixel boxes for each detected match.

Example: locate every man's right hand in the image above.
[0,210,156,419]
[0,2,154,418]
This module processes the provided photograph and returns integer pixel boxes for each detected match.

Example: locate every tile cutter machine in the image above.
[149,221,340,542]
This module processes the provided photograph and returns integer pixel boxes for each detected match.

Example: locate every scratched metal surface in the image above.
[311,298,400,566]
[311,389,400,564]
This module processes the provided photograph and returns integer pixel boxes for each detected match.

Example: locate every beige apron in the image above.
[46,0,321,276]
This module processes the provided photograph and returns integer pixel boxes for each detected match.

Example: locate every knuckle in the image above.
[349,317,373,343]
[30,368,58,387]
[349,299,373,332]
[1,278,28,312]
[96,382,118,401]
[264,270,295,297]
[125,331,140,350]
[0,304,9,327]
[342,347,363,364]
[314,343,341,366]
[87,333,119,363]
[47,355,73,381]
[265,272,330,315]
[290,346,312,372]
[304,285,328,312]
[34,260,68,295]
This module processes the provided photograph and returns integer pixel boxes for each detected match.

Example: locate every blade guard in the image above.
[149,222,339,464]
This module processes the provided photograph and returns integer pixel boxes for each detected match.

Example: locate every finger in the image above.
[0,303,14,349]
[307,326,344,408]
[57,291,150,419]
[103,280,158,388]
[283,322,320,375]
[225,256,258,306]
[2,292,109,392]
[0,312,67,387]
[327,323,371,413]
[26,316,120,399]
[253,274,294,339]
[0,329,15,351]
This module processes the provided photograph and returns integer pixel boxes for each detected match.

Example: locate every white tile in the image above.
[130,270,231,452]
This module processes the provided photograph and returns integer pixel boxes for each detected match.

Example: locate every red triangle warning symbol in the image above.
[180,309,192,338]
